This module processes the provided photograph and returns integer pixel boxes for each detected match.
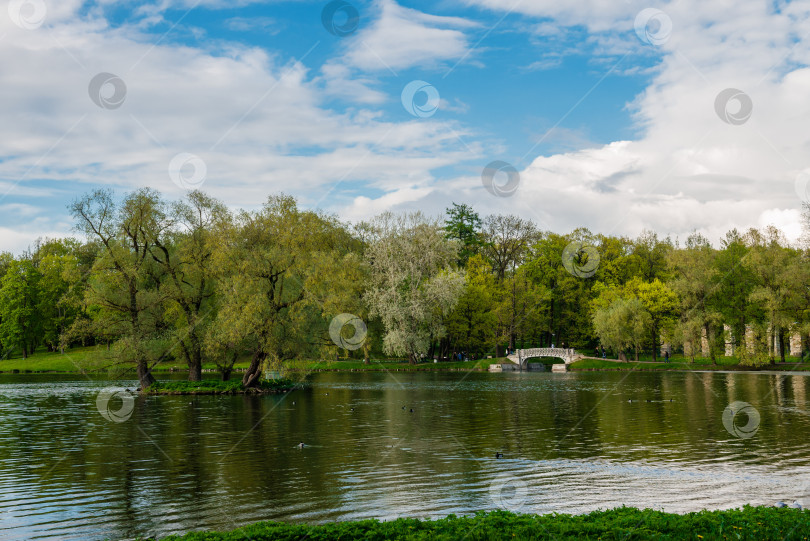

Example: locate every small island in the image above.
[143,378,301,395]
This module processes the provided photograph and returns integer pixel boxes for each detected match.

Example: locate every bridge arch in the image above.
[505,348,581,369]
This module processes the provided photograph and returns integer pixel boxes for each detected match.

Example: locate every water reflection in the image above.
[0,370,808,540]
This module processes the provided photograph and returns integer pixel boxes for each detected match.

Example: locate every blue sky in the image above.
[0,0,808,252]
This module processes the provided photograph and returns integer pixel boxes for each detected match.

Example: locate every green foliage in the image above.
[444,202,483,266]
[1,189,809,376]
[364,212,465,364]
[155,507,810,540]
[144,378,297,394]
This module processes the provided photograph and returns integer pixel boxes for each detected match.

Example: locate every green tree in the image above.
[668,232,721,361]
[149,191,227,380]
[444,203,482,266]
[0,259,41,358]
[592,297,650,361]
[213,195,357,386]
[445,254,497,357]
[364,212,465,364]
[71,189,166,389]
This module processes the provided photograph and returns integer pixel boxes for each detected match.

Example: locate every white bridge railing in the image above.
[505,348,581,368]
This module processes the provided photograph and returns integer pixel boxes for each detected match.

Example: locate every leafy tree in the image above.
[714,229,757,359]
[364,212,465,364]
[70,189,166,389]
[445,254,497,357]
[592,297,650,361]
[667,232,721,360]
[212,195,357,386]
[37,250,81,353]
[628,277,679,360]
[0,259,40,358]
[444,203,482,266]
[149,191,227,380]
[481,214,536,281]
[631,230,672,282]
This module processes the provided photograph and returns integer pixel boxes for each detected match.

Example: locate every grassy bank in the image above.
[0,345,505,374]
[569,357,810,372]
[154,507,810,540]
[287,358,505,372]
[144,379,300,395]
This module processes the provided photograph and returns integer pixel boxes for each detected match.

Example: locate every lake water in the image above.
[0,369,808,540]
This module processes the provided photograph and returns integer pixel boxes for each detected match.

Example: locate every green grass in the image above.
[144,378,299,394]
[570,356,810,372]
[153,507,810,540]
[289,358,506,372]
[0,346,505,374]
[0,345,255,373]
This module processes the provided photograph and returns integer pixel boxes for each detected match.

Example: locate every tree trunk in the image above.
[188,348,202,382]
[706,323,716,362]
[221,367,232,381]
[779,328,786,363]
[242,350,265,387]
[137,361,156,390]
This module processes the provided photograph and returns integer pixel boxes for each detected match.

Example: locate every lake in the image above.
[0,369,808,540]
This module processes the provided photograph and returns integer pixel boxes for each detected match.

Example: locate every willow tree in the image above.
[364,212,465,364]
[70,189,166,389]
[213,195,360,386]
[149,191,226,381]
[592,297,650,361]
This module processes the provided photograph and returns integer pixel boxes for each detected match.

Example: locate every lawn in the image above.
[570,355,810,372]
[154,506,810,540]
[0,346,505,374]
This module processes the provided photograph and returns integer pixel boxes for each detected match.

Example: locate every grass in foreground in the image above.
[154,507,810,540]
[144,378,299,394]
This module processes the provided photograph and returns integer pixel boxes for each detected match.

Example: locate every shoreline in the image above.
[154,506,809,540]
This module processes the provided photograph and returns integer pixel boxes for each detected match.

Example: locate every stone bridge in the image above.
[506,348,582,370]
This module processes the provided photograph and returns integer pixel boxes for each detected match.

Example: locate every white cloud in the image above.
[340,0,478,73]
[346,0,810,245]
[0,1,479,252]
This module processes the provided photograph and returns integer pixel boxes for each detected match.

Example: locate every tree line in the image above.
[1,189,809,388]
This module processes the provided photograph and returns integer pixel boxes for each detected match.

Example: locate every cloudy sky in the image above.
[1,0,808,253]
